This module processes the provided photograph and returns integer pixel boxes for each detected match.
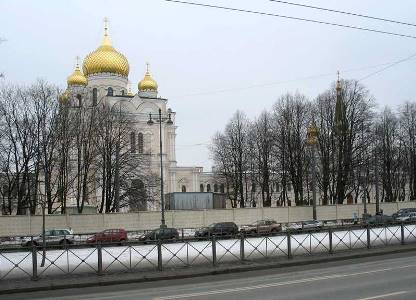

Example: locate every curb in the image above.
[1,244,416,295]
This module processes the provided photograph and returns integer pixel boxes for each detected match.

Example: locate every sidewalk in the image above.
[1,244,416,295]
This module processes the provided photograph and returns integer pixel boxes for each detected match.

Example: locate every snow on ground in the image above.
[1,224,415,280]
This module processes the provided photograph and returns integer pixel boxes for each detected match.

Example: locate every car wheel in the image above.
[25,241,37,247]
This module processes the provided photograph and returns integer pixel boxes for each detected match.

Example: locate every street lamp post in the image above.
[148,108,173,228]
[307,124,319,220]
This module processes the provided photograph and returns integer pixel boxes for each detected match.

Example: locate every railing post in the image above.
[287,231,292,259]
[328,228,333,254]
[31,237,38,281]
[97,242,103,275]
[366,224,371,249]
[401,222,405,245]
[240,233,245,261]
[157,239,163,271]
[212,235,217,266]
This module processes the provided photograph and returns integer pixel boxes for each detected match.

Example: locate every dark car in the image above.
[392,208,416,220]
[138,228,179,242]
[86,229,128,244]
[195,222,238,238]
[364,214,393,225]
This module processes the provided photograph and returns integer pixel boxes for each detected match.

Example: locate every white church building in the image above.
[63,20,221,211]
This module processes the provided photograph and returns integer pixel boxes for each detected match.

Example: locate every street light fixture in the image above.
[147,108,173,228]
[307,124,319,220]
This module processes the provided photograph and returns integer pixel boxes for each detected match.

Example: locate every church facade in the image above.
[62,20,220,211]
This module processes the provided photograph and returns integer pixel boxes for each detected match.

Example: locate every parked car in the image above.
[195,222,238,237]
[363,214,393,225]
[392,208,416,220]
[21,228,74,247]
[86,229,128,244]
[240,219,282,235]
[302,220,323,230]
[138,228,179,242]
[286,222,303,231]
[395,212,416,222]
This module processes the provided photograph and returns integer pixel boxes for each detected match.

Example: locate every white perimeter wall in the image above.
[1,202,415,236]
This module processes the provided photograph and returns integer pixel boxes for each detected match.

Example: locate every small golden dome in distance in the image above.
[336,70,342,91]
[67,58,88,86]
[138,63,158,92]
[82,18,129,77]
[307,124,319,145]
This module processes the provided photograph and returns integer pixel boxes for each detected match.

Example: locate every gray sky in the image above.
[1,0,416,170]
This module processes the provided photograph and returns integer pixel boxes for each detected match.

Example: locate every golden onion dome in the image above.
[138,63,158,91]
[67,59,87,86]
[83,19,129,77]
[59,89,70,104]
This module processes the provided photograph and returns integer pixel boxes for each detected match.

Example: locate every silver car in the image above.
[21,229,74,247]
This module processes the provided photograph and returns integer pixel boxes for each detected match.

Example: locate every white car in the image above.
[302,220,323,229]
[21,228,74,247]
[286,222,303,231]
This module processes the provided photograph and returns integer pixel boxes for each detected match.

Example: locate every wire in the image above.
[171,59,406,97]
[359,51,416,81]
[269,0,416,27]
[162,0,416,39]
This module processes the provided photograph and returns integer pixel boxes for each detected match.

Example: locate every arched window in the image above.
[206,184,211,192]
[200,184,204,192]
[214,184,218,193]
[138,132,144,154]
[107,87,113,96]
[181,185,186,192]
[220,184,225,193]
[92,88,97,106]
[130,132,136,153]
[76,94,82,107]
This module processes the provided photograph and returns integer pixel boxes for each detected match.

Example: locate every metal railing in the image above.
[1,221,416,282]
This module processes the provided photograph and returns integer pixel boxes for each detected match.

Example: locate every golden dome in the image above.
[83,19,129,77]
[67,59,87,86]
[59,89,70,104]
[138,63,158,91]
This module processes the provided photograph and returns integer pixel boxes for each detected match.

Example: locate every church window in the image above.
[200,184,204,192]
[130,132,136,153]
[220,184,225,193]
[214,184,218,192]
[181,185,186,192]
[206,184,211,192]
[92,88,97,106]
[76,94,82,106]
[138,132,144,154]
[107,87,113,96]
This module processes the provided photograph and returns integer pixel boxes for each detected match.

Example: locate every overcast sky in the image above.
[1,0,416,170]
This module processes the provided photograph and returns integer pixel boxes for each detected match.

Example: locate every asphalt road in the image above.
[2,252,416,300]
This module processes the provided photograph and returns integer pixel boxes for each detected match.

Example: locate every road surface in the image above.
[1,251,416,300]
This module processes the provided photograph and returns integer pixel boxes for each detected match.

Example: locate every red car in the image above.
[86,229,128,244]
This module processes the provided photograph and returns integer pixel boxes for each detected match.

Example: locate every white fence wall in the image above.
[0,202,415,236]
